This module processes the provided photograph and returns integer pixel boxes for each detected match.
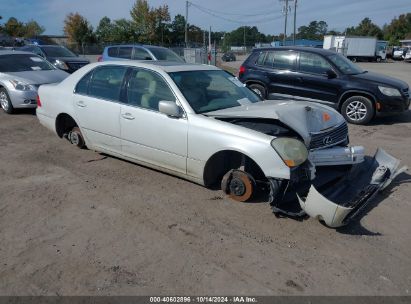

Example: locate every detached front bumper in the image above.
[298,149,406,227]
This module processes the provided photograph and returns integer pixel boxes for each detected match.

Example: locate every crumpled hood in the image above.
[206,99,345,142]
[6,70,69,85]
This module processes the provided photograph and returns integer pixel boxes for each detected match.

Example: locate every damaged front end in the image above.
[270,149,406,228]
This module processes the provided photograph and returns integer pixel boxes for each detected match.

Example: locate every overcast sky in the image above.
[2,0,411,35]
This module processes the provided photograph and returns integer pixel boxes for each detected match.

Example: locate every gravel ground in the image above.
[0,60,411,296]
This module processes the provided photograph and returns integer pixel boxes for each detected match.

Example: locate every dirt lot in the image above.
[1,61,411,296]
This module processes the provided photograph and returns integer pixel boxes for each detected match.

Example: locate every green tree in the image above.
[4,17,24,36]
[95,16,115,43]
[64,13,95,50]
[22,20,45,38]
[112,19,137,43]
[383,13,411,45]
[297,20,328,40]
[130,0,170,44]
[346,17,383,39]
[170,14,186,45]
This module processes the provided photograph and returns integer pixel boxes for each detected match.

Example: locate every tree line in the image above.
[1,0,411,47]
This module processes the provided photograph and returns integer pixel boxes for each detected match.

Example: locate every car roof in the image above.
[252,46,336,56]
[104,44,168,49]
[0,50,39,56]
[88,60,220,73]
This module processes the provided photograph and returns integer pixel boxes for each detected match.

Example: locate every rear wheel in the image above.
[248,83,267,99]
[341,96,374,125]
[0,88,14,114]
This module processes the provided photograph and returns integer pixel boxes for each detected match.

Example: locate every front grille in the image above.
[403,88,409,98]
[66,62,88,71]
[309,122,348,150]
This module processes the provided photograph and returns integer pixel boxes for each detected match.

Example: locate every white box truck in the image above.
[323,35,387,62]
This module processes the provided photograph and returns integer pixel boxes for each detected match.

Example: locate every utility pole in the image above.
[243,26,246,54]
[293,0,297,45]
[185,1,189,47]
[280,0,290,45]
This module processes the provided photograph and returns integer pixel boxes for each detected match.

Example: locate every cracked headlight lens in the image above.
[271,137,308,167]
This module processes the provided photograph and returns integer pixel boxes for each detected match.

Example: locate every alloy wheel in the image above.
[0,91,9,111]
[346,100,367,121]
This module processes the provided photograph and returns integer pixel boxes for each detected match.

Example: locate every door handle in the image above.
[121,113,135,120]
[76,100,86,107]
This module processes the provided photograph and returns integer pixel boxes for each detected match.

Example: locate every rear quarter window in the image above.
[75,71,93,95]
[118,47,133,59]
[107,47,119,57]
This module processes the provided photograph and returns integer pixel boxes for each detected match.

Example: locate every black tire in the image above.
[68,127,86,149]
[376,56,382,63]
[351,57,357,63]
[341,96,374,125]
[248,83,267,99]
[0,88,14,114]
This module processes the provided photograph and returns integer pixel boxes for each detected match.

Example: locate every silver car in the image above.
[36,61,406,228]
[0,50,68,113]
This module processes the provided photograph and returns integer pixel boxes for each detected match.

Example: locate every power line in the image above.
[190,2,282,17]
[189,2,284,25]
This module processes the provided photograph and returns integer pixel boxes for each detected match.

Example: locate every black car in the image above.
[239,47,410,124]
[19,45,90,73]
[222,52,236,62]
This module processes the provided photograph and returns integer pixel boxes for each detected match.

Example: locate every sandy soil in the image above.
[0,62,411,296]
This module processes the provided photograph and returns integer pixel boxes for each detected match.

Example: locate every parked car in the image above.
[393,47,408,60]
[239,47,410,125]
[222,52,236,62]
[36,61,403,227]
[19,45,90,73]
[0,50,68,114]
[100,44,185,62]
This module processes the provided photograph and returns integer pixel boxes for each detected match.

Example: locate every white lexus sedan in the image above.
[36,61,405,227]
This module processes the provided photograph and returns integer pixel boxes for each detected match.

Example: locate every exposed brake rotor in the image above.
[221,169,255,202]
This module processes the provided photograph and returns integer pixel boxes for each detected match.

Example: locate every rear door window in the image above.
[256,52,266,65]
[133,47,152,60]
[88,66,127,101]
[299,52,332,75]
[118,47,133,59]
[273,51,297,70]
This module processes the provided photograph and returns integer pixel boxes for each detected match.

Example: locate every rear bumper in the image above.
[298,148,406,227]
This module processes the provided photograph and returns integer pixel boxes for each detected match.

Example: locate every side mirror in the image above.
[159,100,183,118]
[326,69,337,79]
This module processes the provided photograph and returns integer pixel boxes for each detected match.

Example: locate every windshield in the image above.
[169,70,261,113]
[148,47,184,62]
[0,54,55,72]
[42,46,77,57]
[328,53,364,75]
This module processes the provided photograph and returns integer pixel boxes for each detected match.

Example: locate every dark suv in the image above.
[19,45,90,73]
[239,47,410,124]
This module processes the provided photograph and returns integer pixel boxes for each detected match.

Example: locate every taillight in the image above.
[97,55,103,62]
[36,94,42,107]
[239,65,245,77]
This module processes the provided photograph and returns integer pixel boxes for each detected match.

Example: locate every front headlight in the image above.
[9,80,35,91]
[53,59,69,70]
[271,137,308,168]
[378,86,401,97]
